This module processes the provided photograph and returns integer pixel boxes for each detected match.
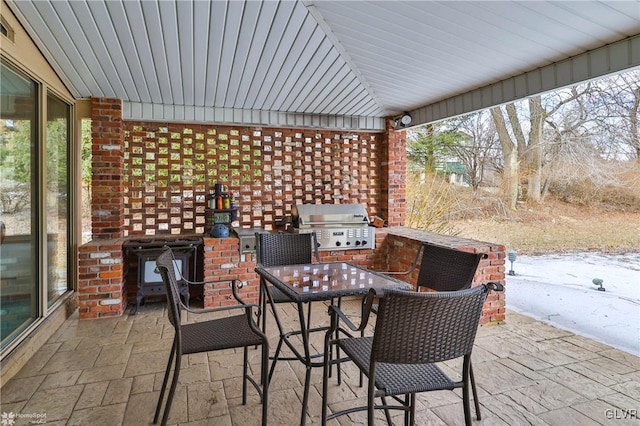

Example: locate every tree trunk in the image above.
[527,96,545,202]
[631,87,640,162]
[490,107,519,209]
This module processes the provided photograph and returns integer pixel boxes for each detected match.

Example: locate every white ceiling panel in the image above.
[6,0,640,131]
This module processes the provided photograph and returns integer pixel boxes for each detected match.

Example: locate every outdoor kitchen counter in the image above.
[199,233,382,308]
[77,227,506,322]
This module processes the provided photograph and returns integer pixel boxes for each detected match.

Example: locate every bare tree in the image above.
[448,112,500,190]
[490,107,519,209]
[491,86,590,207]
[582,70,640,162]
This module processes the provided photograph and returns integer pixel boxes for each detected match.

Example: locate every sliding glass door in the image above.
[0,61,39,346]
[0,59,72,350]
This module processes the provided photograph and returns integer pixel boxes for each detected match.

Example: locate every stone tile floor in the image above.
[1,298,639,425]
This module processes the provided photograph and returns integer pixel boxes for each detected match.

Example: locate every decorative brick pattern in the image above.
[124,124,383,236]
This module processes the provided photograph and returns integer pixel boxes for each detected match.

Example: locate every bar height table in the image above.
[255,261,412,426]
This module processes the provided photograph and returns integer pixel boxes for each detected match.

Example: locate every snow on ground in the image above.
[505,252,640,356]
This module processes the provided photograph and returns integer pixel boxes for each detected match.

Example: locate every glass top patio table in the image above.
[255,261,412,426]
[255,261,412,302]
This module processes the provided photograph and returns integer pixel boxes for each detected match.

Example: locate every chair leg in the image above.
[242,347,249,405]
[321,335,332,426]
[367,378,376,426]
[154,339,176,424]
[409,393,416,426]
[462,357,472,426]
[261,340,270,426]
[161,346,182,426]
[335,297,343,384]
[470,361,481,420]
[268,334,285,383]
[258,284,266,334]
[381,397,393,425]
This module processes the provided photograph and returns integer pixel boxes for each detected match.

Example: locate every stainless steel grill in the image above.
[291,203,375,251]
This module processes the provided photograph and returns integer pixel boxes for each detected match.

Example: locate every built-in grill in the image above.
[291,203,375,251]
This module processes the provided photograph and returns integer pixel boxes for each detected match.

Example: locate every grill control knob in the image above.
[355,240,361,246]
[335,241,341,246]
[346,241,351,245]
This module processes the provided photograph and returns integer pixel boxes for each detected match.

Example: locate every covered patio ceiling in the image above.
[7,0,640,131]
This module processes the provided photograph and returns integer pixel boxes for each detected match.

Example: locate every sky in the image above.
[505,251,640,356]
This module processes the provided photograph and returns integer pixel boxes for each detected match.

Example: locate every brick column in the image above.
[91,97,124,240]
[381,117,407,226]
[77,98,126,319]
[78,240,125,318]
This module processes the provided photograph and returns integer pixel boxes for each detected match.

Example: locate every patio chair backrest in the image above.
[372,285,489,365]
[255,232,319,267]
[416,243,484,292]
[156,248,183,329]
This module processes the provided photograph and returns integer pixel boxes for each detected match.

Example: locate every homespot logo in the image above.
[1,412,47,425]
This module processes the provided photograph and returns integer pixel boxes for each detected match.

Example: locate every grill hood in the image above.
[291,204,370,228]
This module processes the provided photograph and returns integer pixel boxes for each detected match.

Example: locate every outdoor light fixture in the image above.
[593,278,605,291]
[507,250,517,276]
[394,112,412,129]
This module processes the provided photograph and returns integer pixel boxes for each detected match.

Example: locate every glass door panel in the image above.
[0,61,38,348]
[46,94,70,306]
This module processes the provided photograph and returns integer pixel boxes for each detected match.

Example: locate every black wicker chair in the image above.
[375,242,486,419]
[255,231,319,334]
[153,248,269,426]
[322,283,503,426]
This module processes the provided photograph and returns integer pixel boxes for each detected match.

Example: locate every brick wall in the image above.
[77,239,125,318]
[124,123,384,235]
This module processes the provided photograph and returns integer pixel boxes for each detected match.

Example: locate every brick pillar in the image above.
[91,97,124,240]
[381,117,407,226]
[78,240,125,318]
[77,98,126,319]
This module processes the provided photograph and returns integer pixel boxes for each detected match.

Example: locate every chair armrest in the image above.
[328,305,358,331]
[376,244,424,276]
[484,281,505,292]
[326,288,377,333]
[178,279,252,313]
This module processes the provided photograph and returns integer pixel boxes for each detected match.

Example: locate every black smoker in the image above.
[123,237,202,314]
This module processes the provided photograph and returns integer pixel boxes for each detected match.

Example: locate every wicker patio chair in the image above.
[374,242,486,419]
[255,231,319,333]
[322,282,504,426]
[153,248,269,426]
